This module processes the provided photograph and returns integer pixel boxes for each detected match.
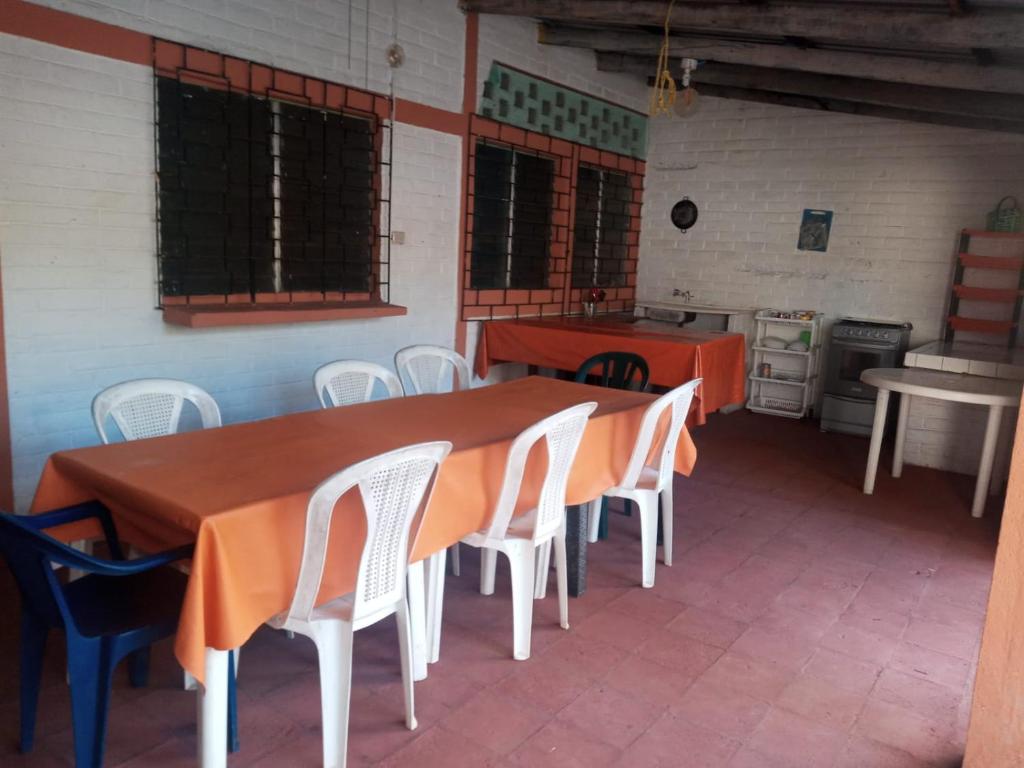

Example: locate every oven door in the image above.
[824,340,899,399]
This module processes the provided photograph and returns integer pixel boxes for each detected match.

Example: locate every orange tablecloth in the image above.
[474,317,746,424]
[31,377,696,683]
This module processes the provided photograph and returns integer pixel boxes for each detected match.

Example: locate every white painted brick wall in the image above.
[0,31,461,509]
[639,96,1024,474]
[30,0,466,112]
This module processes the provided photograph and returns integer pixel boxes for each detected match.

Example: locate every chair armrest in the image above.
[25,500,126,560]
[52,543,195,576]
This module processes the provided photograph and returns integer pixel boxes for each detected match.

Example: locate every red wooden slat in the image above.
[953,285,1022,302]
[947,316,1017,333]
[959,253,1024,270]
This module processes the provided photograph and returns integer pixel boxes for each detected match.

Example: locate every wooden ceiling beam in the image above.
[539,25,1024,94]
[601,54,1024,121]
[681,81,1024,135]
[462,0,1024,49]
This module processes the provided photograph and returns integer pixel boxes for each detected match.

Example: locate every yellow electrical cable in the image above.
[650,0,677,116]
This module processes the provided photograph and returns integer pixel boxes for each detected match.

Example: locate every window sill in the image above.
[162,300,408,328]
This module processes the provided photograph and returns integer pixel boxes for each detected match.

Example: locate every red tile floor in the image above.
[0,411,998,767]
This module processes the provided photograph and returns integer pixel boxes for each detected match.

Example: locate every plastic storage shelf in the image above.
[746,310,823,419]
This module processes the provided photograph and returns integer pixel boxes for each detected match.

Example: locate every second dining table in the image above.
[474,315,746,424]
[30,375,697,767]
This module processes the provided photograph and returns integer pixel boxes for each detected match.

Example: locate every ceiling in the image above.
[460,0,1024,133]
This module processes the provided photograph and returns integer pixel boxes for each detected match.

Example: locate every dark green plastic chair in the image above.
[574,352,650,538]
[574,352,650,392]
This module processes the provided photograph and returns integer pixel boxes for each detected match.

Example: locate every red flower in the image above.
[587,287,606,303]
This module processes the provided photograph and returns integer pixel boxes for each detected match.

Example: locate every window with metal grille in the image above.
[572,166,631,288]
[470,141,554,290]
[156,75,380,300]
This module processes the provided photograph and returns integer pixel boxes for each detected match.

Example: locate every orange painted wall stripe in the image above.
[0,0,150,65]
[394,99,463,136]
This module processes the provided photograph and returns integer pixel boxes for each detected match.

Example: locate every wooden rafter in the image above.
[461,0,1024,49]
[601,55,1024,121]
[681,82,1024,134]
[539,24,1024,94]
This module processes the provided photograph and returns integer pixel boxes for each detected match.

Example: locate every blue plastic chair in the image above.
[0,501,237,767]
[574,352,651,539]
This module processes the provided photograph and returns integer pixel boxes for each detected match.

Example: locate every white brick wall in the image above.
[638,96,1024,473]
[30,0,466,112]
[0,30,461,509]
[639,97,1024,338]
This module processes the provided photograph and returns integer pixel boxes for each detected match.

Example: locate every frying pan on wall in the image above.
[671,198,699,231]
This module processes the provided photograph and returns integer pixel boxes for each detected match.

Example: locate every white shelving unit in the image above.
[746,310,823,418]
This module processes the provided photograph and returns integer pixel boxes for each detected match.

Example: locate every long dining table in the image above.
[31,376,697,767]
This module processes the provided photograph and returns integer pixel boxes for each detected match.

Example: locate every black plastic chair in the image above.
[574,351,650,392]
[0,501,237,767]
[574,352,651,538]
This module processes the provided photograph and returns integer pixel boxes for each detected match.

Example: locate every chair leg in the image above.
[226,650,239,753]
[18,613,48,753]
[314,622,354,768]
[426,549,446,664]
[480,548,497,595]
[534,540,551,599]
[127,646,150,688]
[395,599,418,731]
[636,493,658,589]
[598,497,610,540]
[660,483,674,567]
[505,541,536,661]
[553,533,569,630]
[67,639,115,768]
[586,498,603,543]
[449,543,461,577]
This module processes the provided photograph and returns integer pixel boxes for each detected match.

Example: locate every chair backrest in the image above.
[574,351,650,391]
[92,378,222,443]
[484,402,597,543]
[394,345,471,395]
[284,441,452,625]
[620,379,702,492]
[314,360,403,409]
[0,509,116,631]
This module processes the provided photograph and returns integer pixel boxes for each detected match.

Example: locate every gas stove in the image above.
[821,318,913,436]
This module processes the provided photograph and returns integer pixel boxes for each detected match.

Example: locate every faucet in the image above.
[672,289,693,302]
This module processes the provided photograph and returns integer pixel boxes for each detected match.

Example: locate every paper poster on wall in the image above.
[798,209,833,252]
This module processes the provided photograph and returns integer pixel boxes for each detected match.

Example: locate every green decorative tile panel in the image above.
[479,63,647,159]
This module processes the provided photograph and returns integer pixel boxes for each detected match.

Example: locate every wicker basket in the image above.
[986,196,1022,233]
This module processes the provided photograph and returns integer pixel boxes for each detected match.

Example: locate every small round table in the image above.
[861,367,1022,517]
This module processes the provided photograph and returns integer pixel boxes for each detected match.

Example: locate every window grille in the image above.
[153,41,391,306]
[572,166,632,289]
[470,142,554,290]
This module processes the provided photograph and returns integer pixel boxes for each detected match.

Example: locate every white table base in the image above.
[863,392,1005,518]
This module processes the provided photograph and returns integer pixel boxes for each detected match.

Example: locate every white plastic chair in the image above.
[585,378,701,588]
[314,360,403,409]
[91,378,224,690]
[429,401,597,662]
[394,345,471,577]
[92,378,222,443]
[394,344,471,396]
[268,440,451,768]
